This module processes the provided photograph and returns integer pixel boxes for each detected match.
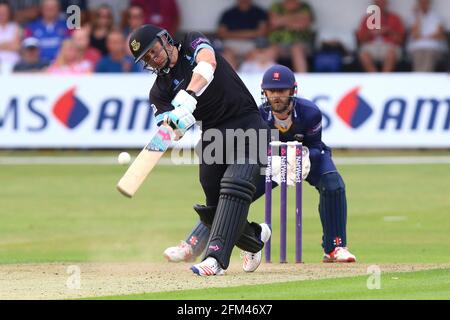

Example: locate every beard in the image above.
[268,96,291,114]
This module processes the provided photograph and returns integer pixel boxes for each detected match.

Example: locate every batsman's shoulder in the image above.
[185,31,213,49]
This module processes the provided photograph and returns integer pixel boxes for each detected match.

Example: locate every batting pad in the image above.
[204,164,260,269]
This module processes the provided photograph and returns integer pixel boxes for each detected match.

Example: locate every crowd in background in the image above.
[0,0,448,74]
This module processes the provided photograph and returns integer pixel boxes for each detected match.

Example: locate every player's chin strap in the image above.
[143,37,179,76]
[152,42,178,76]
[157,42,180,75]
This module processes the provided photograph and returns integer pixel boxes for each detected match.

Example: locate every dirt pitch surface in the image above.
[1,262,449,299]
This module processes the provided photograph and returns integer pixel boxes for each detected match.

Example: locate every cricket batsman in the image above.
[164,64,356,267]
[128,24,272,276]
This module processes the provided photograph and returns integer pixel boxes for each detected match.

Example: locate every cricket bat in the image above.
[117,125,175,198]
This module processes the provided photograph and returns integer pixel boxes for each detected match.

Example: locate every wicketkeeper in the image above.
[164,64,356,268]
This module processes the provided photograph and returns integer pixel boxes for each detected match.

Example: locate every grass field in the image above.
[100,268,450,300]
[0,151,449,299]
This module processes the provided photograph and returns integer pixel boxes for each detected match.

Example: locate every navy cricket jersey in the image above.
[259,97,332,162]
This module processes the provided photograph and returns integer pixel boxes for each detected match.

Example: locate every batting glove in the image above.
[165,106,196,135]
[171,89,197,113]
[155,111,170,126]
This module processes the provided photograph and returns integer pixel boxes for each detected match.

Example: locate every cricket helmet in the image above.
[128,24,175,74]
[261,64,297,90]
[261,65,298,112]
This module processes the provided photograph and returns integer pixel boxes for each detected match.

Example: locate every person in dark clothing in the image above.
[128,24,272,276]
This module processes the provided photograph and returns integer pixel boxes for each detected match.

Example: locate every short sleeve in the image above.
[183,32,214,61]
[258,7,268,22]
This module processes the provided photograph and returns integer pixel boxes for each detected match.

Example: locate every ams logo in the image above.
[53,87,90,129]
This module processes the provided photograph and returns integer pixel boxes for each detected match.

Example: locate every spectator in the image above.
[407,0,447,72]
[24,0,70,63]
[122,4,145,37]
[7,0,40,26]
[130,0,179,36]
[88,0,129,25]
[0,1,21,71]
[72,26,102,67]
[238,38,277,73]
[13,37,49,72]
[95,29,140,73]
[90,4,114,56]
[46,38,92,74]
[217,0,268,70]
[357,0,405,72]
[268,0,314,73]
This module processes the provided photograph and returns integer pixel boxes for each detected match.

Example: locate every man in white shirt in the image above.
[408,0,447,72]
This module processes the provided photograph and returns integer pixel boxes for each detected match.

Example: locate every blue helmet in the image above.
[261,64,296,90]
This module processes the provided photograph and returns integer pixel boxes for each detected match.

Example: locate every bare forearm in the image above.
[270,13,288,29]
[0,41,20,51]
[288,20,310,30]
[392,33,403,45]
[429,26,446,40]
[411,23,421,39]
[286,13,311,30]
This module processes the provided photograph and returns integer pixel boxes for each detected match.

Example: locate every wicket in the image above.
[265,141,303,263]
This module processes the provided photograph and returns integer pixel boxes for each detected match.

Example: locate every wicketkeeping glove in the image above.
[271,145,311,186]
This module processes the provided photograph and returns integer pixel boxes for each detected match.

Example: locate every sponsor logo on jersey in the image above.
[190,37,210,49]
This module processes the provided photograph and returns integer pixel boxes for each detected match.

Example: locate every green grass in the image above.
[1,161,449,264]
[1,149,450,157]
[1,153,450,299]
[95,268,450,300]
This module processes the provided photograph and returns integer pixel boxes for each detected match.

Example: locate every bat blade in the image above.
[116,125,174,198]
[116,149,165,197]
